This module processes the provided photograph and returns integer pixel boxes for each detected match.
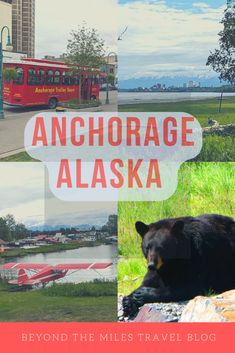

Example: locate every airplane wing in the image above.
[0,263,49,270]
[0,262,113,270]
[54,263,113,270]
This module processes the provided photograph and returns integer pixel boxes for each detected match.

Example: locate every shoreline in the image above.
[118,93,235,105]
[0,240,106,259]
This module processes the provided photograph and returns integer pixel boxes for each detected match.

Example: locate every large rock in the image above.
[133,302,187,322]
[203,124,235,137]
[180,290,235,322]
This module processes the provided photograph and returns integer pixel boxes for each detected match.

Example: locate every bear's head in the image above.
[135,219,190,271]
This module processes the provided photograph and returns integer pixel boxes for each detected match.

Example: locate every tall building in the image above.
[12,0,35,58]
[0,0,12,50]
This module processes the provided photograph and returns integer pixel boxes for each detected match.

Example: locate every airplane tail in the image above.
[17,268,29,285]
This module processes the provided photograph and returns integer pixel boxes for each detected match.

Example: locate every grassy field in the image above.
[0,280,117,322]
[119,97,235,127]
[119,97,235,162]
[118,162,235,295]
[193,135,234,162]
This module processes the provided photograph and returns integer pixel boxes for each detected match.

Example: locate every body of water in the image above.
[118,92,235,104]
[4,244,117,284]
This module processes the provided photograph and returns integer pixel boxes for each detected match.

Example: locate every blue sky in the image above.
[119,0,225,11]
[118,0,226,81]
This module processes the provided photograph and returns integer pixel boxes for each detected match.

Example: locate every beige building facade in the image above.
[0,0,12,50]
[12,0,35,57]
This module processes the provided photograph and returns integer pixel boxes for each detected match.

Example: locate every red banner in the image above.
[0,323,234,353]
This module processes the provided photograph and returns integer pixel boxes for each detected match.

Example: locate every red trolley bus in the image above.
[3,58,102,108]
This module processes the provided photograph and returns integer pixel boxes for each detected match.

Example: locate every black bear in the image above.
[123,214,235,317]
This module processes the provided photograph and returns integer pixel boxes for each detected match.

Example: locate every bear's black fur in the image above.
[123,214,235,317]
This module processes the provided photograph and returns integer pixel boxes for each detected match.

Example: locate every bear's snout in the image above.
[147,261,156,271]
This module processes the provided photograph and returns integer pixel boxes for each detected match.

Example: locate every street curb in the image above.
[0,147,26,159]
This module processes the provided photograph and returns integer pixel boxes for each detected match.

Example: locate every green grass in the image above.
[194,135,235,161]
[119,97,235,162]
[118,162,235,295]
[0,280,117,322]
[64,99,101,109]
[0,151,36,162]
[43,280,117,297]
[119,97,235,127]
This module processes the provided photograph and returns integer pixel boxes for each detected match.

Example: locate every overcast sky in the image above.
[0,163,116,229]
[35,0,117,58]
[35,0,226,80]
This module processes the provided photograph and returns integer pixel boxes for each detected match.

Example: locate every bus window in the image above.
[91,74,95,84]
[62,76,70,85]
[95,74,100,84]
[38,69,45,85]
[70,76,77,85]
[14,67,24,85]
[54,70,61,84]
[46,70,54,85]
[28,68,36,85]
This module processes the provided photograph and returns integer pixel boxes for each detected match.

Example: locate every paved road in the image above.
[0,91,117,157]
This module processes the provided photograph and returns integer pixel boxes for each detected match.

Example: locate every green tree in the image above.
[65,24,105,101]
[107,74,115,86]
[0,217,10,241]
[3,68,17,83]
[65,24,105,67]
[206,1,235,85]
[102,215,117,236]
[0,215,29,241]
[4,214,16,240]
[14,223,29,240]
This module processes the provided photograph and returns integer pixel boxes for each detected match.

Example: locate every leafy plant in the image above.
[206,2,235,85]
[3,68,17,83]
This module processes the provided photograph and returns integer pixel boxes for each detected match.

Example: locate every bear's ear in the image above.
[171,220,184,236]
[135,221,149,237]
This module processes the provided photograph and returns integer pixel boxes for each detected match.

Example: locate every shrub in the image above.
[193,135,235,162]
[43,280,117,297]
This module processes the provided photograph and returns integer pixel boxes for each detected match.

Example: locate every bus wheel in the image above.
[48,97,58,109]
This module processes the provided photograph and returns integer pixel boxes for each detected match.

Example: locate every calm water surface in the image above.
[118,92,235,104]
[4,244,117,283]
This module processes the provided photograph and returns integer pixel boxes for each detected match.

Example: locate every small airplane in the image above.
[0,262,112,287]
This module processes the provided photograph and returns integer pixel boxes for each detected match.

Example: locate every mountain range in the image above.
[27,223,96,232]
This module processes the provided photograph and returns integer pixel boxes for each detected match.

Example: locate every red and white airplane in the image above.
[0,262,112,287]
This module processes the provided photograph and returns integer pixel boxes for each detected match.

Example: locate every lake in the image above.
[4,244,117,284]
[118,92,235,104]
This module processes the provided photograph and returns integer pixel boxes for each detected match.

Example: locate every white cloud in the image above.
[35,0,118,58]
[0,163,116,228]
[45,198,116,227]
[118,0,225,79]
[0,163,45,224]
[193,2,210,8]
